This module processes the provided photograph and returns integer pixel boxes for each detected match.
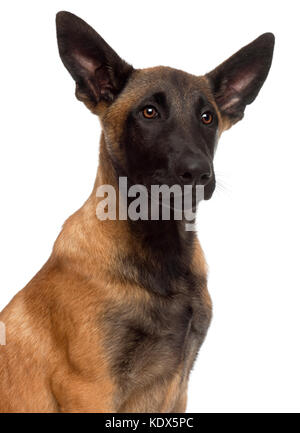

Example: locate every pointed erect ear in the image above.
[206,33,275,128]
[56,11,133,106]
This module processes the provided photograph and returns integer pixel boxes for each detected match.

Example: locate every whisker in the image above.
[215,177,232,197]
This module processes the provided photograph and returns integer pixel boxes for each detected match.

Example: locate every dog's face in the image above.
[103,67,218,200]
[56,12,274,201]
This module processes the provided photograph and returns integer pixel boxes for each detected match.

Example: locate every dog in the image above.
[0,11,274,412]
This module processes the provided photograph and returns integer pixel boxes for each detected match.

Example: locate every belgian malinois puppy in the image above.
[0,11,274,412]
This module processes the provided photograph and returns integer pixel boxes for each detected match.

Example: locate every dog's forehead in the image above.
[123,66,212,104]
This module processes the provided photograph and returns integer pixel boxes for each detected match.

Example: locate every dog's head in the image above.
[56,11,274,201]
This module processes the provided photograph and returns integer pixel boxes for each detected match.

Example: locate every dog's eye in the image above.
[142,106,158,119]
[201,111,214,125]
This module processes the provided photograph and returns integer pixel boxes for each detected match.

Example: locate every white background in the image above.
[0,0,299,413]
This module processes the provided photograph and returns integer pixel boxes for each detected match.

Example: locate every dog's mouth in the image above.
[145,177,216,213]
[146,175,216,202]
[203,177,216,200]
[119,172,216,222]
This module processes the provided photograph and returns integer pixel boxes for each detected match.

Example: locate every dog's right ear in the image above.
[56,11,133,107]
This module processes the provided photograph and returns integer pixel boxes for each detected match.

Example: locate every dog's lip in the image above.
[127,177,215,201]
[203,178,216,200]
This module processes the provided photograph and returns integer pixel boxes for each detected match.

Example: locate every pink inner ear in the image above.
[221,68,258,111]
[73,50,99,76]
[232,69,257,93]
[72,50,102,102]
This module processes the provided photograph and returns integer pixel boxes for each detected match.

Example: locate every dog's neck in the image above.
[53,134,199,295]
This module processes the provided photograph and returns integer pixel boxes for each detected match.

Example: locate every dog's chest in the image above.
[103,275,212,407]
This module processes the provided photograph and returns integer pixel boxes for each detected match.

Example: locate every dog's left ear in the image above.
[56,11,133,107]
[206,33,275,128]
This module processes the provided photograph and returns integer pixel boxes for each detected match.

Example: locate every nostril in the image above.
[179,172,193,182]
[200,172,211,183]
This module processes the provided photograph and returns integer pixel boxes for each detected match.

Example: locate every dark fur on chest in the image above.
[103,279,211,395]
[102,224,211,393]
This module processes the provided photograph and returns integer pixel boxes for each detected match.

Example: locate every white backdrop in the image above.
[0,0,299,413]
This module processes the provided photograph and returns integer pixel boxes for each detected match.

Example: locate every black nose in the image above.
[176,156,212,186]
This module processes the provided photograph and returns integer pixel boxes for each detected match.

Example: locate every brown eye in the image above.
[142,106,158,119]
[201,111,214,125]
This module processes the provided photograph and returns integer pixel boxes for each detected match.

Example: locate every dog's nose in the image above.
[176,156,212,186]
